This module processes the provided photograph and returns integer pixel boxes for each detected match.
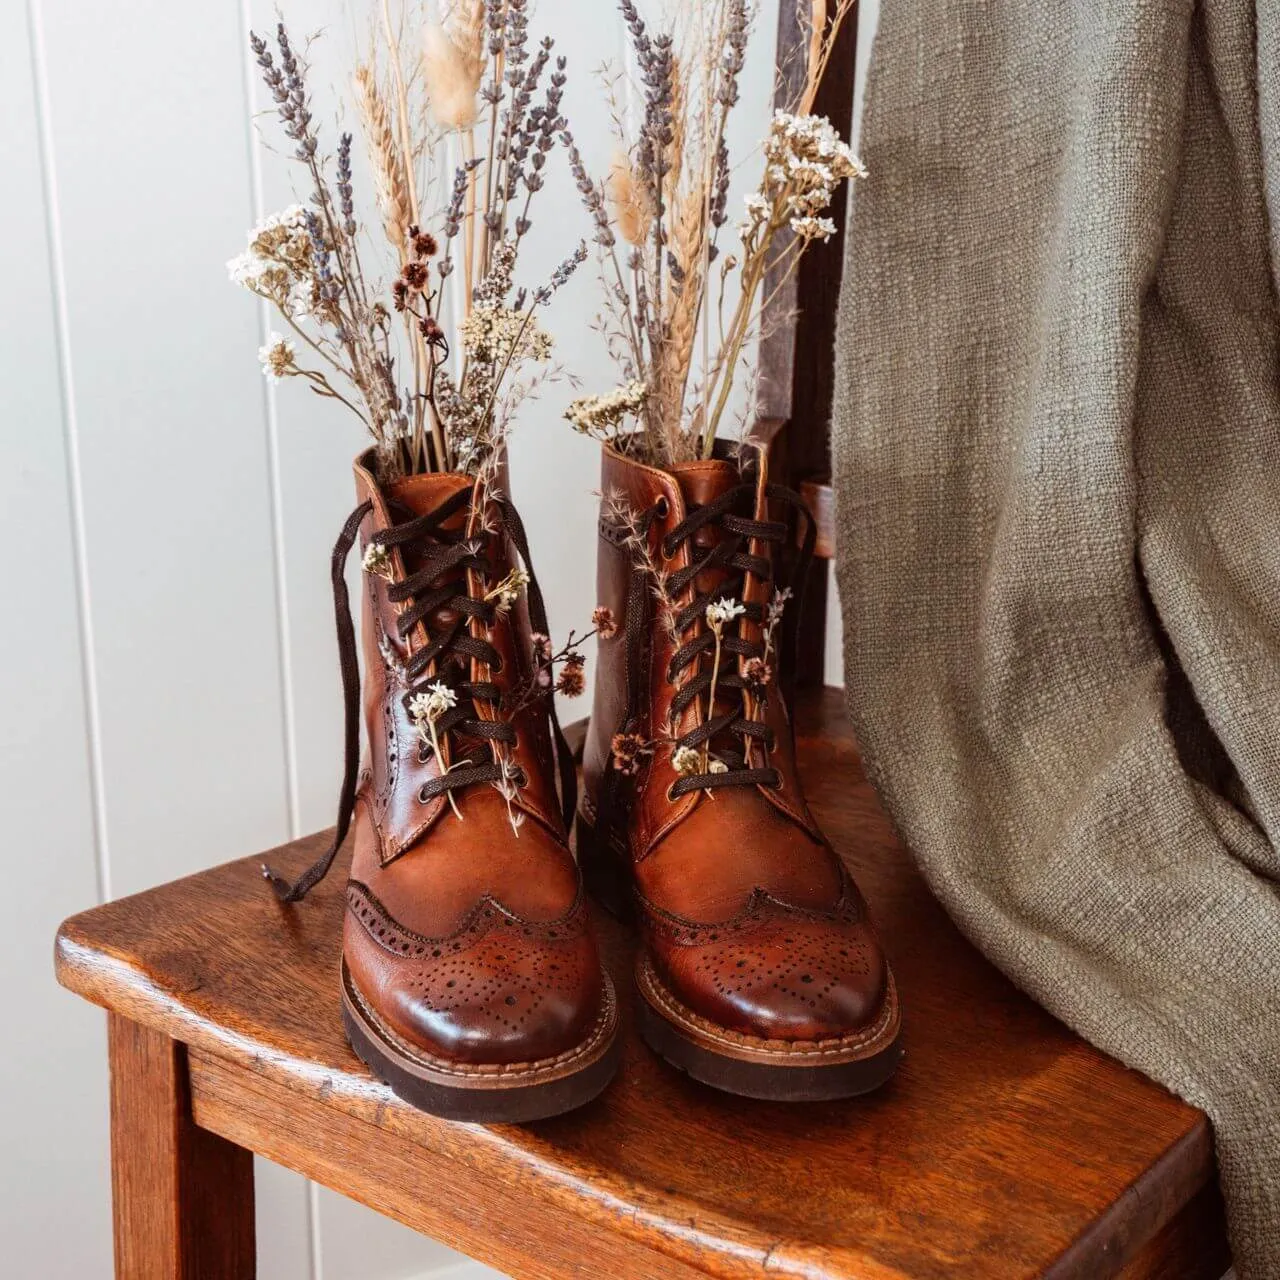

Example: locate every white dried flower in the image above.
[765,587,793,629]
[790,215,837,241]
[407,681,457,727]
[362,540,394,580]
[460,306,553,366]
[744,112,866,238]
[738,191,771,241]
[707,759,729,775]
[228,205,319,318]
[492,752,526,837]
[565,382,649,436]
[671,745,701,776]
[705,598,746,628]
[486,567,530,615]
[258,333,296,382]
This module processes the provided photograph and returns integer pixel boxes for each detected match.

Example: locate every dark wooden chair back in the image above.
[756,2,858,686]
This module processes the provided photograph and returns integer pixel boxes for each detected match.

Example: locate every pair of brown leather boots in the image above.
[270,444,902,1122]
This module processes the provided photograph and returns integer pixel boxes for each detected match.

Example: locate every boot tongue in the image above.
[668,459,743,601]
[385,470,473,521]
[383,471,478,648]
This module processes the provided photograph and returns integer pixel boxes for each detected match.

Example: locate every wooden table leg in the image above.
[108,1014,255,1278]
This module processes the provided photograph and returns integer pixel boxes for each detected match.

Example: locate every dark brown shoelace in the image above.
[597,471,815,834]
[265,487,575,903]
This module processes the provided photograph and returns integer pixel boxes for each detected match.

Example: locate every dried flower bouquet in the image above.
[230,2,588,481]
[565,0,863,465]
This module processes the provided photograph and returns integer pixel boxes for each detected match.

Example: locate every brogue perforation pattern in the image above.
[677,918,876,1014]
[346,881,594,1034]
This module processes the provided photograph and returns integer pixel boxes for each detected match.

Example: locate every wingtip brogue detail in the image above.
[636,874,889,1044]
[344,881,604,1067]
[580,442,902,1100]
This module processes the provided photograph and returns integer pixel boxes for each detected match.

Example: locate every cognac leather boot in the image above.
[270,451,618,1122]
[578,445,901,1100]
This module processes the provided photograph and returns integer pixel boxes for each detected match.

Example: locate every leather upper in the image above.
[343,453,604,1066]
[583,445,890,1042]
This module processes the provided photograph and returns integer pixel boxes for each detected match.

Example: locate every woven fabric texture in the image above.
[832,3,1280,1274]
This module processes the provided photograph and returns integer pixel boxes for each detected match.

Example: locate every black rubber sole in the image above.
[635,956,903,1102]
[341,960,620,1124]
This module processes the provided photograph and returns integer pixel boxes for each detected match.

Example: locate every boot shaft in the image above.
[582,443,818,860]
[352,451,564,860]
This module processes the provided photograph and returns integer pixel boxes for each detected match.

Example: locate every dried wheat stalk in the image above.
[355,65,411,257]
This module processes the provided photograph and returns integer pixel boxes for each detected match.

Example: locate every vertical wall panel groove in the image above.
[233,2,322,1276]
[235,0,306,849]
[26,0,113,904]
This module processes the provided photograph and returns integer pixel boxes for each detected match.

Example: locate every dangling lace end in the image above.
[261,862,304,903]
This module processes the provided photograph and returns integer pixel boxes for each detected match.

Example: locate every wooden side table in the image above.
[55,690,1230,1279]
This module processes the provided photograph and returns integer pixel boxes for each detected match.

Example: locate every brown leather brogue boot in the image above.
[579,444,901,1100]
[269,451,618,1122]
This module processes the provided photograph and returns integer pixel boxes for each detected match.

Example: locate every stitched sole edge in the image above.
[341,960,620,1123]
[635,954,903,1101]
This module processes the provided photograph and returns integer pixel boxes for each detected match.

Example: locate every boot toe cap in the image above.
[345,891,605,1066]
[656,912,889,1042]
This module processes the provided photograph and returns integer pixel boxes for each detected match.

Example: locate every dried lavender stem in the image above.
[480,35,507,268]
[463,132,478,316]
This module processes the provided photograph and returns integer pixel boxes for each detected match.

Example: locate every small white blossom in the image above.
[492,753,526,837]
[741,112,867,240]
[762,587,792,663]
[486,567,530,615]
[705,598,746,629]
[362,540,394,580]
[790,215,837,241]
[565,381,649,436]
[460,305,553,365]
[407,682,457,727]
[766,587,792,629]
[227,205,318,318]
[707,759,729,775]
[738,192,772,241]
[258,333,296,382]
[671,745,701,776]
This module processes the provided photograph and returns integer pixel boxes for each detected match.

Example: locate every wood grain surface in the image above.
[58,691,1229,1280]
[108,1015,255,1278]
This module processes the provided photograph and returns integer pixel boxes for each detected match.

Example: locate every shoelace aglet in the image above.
[261,862,299,903]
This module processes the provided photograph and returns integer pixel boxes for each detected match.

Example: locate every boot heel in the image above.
[576,811,633,922]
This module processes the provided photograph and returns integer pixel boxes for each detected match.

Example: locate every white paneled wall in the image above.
[5,2,863,1276]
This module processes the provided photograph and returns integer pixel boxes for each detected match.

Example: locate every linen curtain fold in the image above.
[832,3,1280,1274]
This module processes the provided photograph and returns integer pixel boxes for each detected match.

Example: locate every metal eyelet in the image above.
[665,782,678,803]
[654,495,669,518]
[418,785,432,803]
